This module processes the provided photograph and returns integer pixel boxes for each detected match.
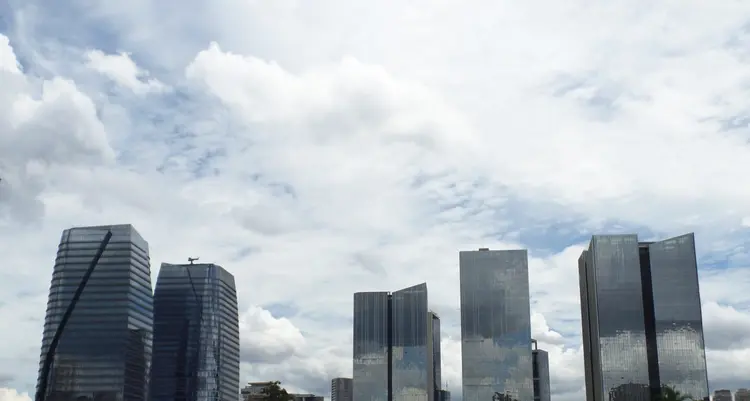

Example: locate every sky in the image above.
[0,1,749,401]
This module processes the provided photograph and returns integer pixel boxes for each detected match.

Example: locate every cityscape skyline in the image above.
[19,224,750,401]
[2,2,750,401]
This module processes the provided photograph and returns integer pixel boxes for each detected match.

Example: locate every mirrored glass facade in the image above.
[353,292,391,401]
[353,285,436,401]
[646,234,708,400]
[579,233,709,401]
[460,249,533,401]
[579,235,650,401]
[150,263,240,401]
[37,225,153,401]
[392,284,432,401]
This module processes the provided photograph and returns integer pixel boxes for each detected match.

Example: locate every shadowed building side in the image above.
[531,341,550,401]
[37,225,153,401]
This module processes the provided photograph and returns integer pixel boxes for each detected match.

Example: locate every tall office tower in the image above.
[714,390,732,401]
[331,378,353,401]
[460,249,533,401]
[578,234,709,401]
[430,313,442,401]
[353,283,434,401]
[37,225,153,401]
[150,263,240,401]
[531,340,550,401]
[736,389,750,401]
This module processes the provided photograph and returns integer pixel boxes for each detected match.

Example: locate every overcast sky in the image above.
[1,1,749,401]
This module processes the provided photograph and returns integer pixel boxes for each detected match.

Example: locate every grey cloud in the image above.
[702,302,750,350]
[0,373,14,386]
[240,344,298,365]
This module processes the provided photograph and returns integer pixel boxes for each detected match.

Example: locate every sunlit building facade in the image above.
[353,283,436,401]
[37,224,153,401]
[460,249,533,401]
[149,263,240,401]
[579,234,709,401]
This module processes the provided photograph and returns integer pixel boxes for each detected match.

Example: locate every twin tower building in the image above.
[36,225,241,401]
[354,233,710,401]
[352,249,550,401]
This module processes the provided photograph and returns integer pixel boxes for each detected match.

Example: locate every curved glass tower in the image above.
[37,224,153,401]
[149,263,240,401]
[460,249,533,401]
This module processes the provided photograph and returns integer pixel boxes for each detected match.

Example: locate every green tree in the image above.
[261,381,294,401]
[656,385,694,401]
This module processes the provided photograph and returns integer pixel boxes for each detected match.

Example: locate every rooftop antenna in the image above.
[188,257,199,265]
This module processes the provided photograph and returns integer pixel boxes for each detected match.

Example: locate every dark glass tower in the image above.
[460,249,533,401]
[353,283,435,401]
[531,340,550,401]
[578,234,709,401]
[37,224,153,401]
[431,312,441,401]
[149,263,240,401]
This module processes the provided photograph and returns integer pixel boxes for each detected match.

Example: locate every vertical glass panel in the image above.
[460,250,533,401]
[648,234,709,400]
[392,284,430,401]
[39,225,153,401]
[353,292,390,401]
[590,235,650,401]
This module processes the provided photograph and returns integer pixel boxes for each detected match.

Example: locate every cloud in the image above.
[703,302,750,350]
[85,49,167,94]
[1,1,750,401]
[240,306,306,363]
[0,34,115,222]
[0,389,31,401]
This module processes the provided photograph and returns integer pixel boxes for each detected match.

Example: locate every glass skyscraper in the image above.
[459,249,533,401]
[531,341,550,401]
[353,283,436,401]
[149,263,240,401]
[37,224,153,401]
[431,312,441,401]
[578,233,709,401]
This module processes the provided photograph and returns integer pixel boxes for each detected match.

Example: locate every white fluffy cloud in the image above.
[85,50,167,94]
[0,389,31,401]
[1,0,750,400]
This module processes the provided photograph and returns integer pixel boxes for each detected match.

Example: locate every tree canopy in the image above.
[261,381,294,401]
[656,385,695,401]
